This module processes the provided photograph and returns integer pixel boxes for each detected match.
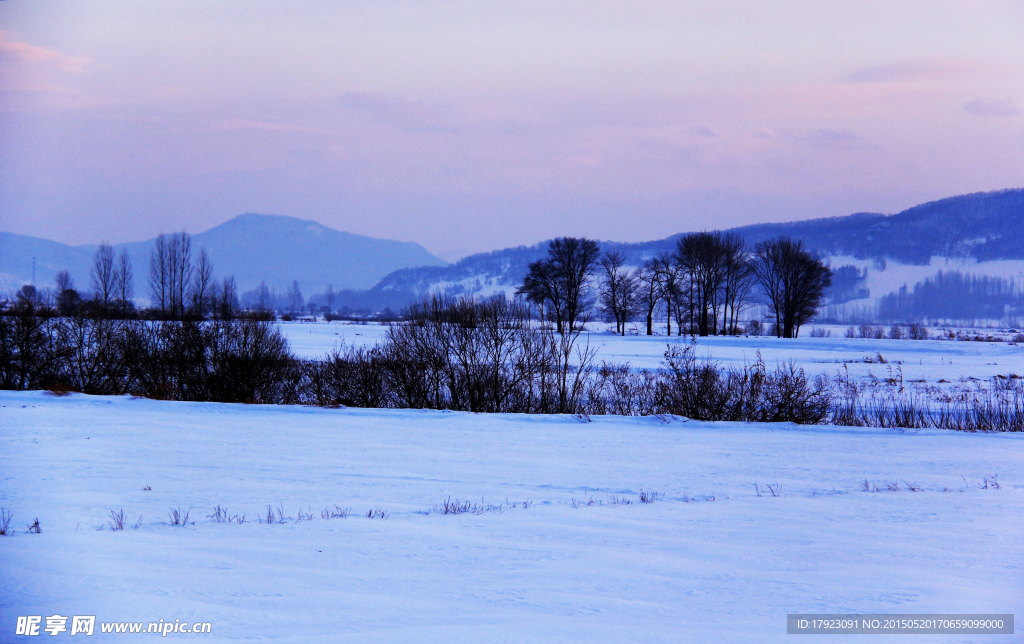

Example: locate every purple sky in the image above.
[1,1,1022,259]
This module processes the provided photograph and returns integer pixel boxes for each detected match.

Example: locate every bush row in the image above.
[2,298,1020,431]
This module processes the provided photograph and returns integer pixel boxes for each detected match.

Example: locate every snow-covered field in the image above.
[2,390,1021,642]
[279,320,1024,392]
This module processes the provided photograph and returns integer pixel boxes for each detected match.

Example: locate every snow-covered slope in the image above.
[2,390,1021,642]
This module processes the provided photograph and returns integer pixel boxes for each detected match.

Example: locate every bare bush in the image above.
[168,507,192,526]
[436,496,474,515]
[108,509,125,531]
[322,505,350,519]
[0,508,12,535]
[638,490,661,503]
[208,505,239,523]
[908,323,930,340]
[656,341,830,424]
[26,518,40,534]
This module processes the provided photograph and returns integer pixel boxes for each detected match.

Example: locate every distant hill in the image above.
[0,213,446,297]
[349,188,1024,310]
[728,188,1024,264]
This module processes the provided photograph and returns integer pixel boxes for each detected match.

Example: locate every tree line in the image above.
[11,232,243,321]
[10,229,830,335]
[518,232,832,339]
[2,297,1018,431]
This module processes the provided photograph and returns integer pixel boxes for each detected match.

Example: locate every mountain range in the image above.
[349,188,1024,311]
[3,188,1024,315]
[0,214,446,296]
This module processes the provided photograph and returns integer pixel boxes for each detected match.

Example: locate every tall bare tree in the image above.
[549,237,601,331]
[518,259,565,331]
[55,270,77,315]
[517,237,600,333]
[114,249,133,317]
[636,259,665,336]
[598,251,638,335]
[149,233,169,317]
[752,237,832,338]
[719,233,755,335]
[217,276,238,320]
[324,284,335,314]
[169,232,193,318]
[191,247,213,318]
[288,280,304,313]
[675,232,728,336]
[91,243,116,313]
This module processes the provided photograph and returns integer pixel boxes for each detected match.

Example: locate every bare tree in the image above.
[254,281,272,313]
[651,252,677,335]
[548,237,601,331]
[598,251,638,335]
[149,234,169,317]
[217,276,238,320]
[752,237,832,338]
[518,259,565,331]
[636,259,665,336]
[719,233,754,335]
[169,232,192,319]
[55,270,77,315]
[288,280,303,313]
[324,284,335,314]
[91,243,116,313]
[517,237,600,333]
[191,248,213,318]
[113,249,134,317]
[675,232,728,336]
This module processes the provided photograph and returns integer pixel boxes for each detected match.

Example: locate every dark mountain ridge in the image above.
[354,188,1024,310]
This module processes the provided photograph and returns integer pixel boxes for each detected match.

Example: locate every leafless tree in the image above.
[752,237,832,338]
[114,249,133,317]
[324,284,335,314]
[517,237,600,333]
[55,270,77,315]
[170,232,193,319]
[675,232,728,336]
[636,259,665,336]
[216,276,238,320]
[91,243,116,313]
[191,248,213,318]
[719,233,755,335]
[287,280,303,313]
[598,251,638,335]
[650,253,677,335]
[149,234,169,317]
[518,259,565,331]
[549,237,601,331]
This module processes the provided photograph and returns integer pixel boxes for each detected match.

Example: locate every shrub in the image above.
[908,323,930,340]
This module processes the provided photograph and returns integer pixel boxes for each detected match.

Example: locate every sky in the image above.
[1,1,1023,260]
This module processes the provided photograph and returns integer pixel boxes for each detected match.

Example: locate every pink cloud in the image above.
[0,30,90,73]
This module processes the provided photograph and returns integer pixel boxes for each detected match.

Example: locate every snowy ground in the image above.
[279,321,1024,395]
[1,390,1021,642]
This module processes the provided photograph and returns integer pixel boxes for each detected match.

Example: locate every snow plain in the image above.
[280,320,1024,391]
[2,385,1022,642]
